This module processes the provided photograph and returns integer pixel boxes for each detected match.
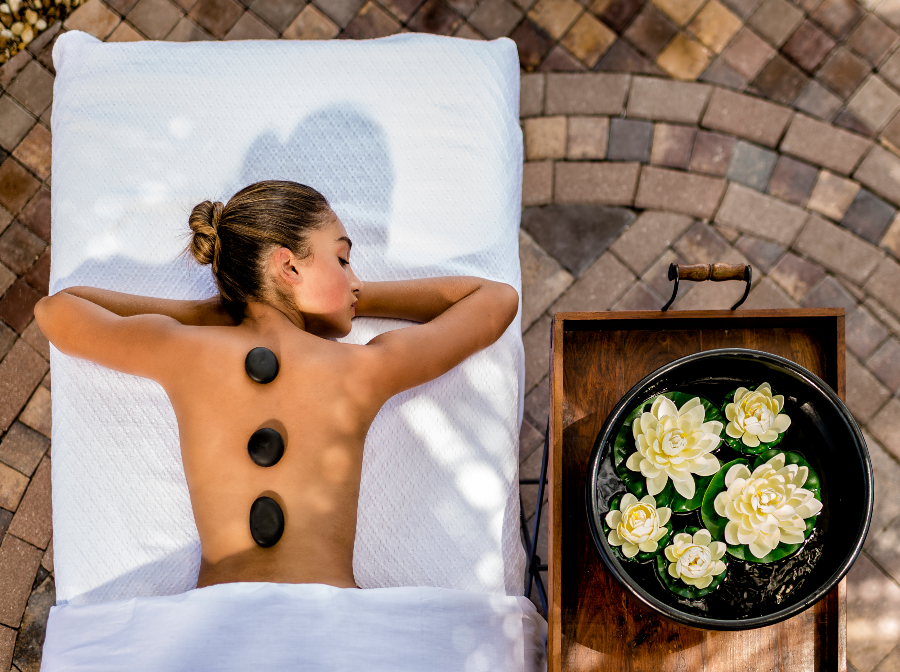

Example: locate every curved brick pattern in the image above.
[3,2,900,670]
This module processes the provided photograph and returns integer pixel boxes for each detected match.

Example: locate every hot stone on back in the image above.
[248,428,285,468]
[250,496,284,547]
[245,347,279,384]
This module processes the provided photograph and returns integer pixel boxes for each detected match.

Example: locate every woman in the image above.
[35,180,519,592]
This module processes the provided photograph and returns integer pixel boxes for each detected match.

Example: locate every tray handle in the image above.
[661,263,752,311]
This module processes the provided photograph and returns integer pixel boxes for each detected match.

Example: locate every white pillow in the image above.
[49,29,526,604]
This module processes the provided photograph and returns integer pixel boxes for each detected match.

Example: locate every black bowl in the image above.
[585,348,873,630]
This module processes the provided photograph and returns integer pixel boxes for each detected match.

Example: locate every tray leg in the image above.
[520,422,549,616]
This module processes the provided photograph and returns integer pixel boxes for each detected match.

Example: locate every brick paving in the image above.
[0,0,899,669]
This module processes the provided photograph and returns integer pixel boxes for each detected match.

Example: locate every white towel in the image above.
[41,582,548,672]
[49,29,527,604]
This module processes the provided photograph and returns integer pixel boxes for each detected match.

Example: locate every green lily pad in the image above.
[655,526,729,599]
[701,451,822,564]
[600,493,673,563]
[720,386,789,455]
[613,391,725,512]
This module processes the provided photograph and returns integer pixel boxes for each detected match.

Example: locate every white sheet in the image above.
[41,582,547,672]
[49,30,526,604]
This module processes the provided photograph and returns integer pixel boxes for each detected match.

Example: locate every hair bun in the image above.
[188,200,224,267]
[210,201,224,232]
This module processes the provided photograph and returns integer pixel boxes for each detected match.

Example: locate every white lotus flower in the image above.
[625,395,724,500]
[664,529,727,588]
[725,383,791,448]
[714,453,822,559]
[605,493,672,558]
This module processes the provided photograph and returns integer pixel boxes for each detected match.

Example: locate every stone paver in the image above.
[0,340,48,433]
[650,123,697,168]
[734,234,785,271]
[869,396,900,460]
[843,189,897,244]
[0,422,48,479]
[847,553,900,672]
[7,457,51,550]
[868,337,900,391]
[702,88,794,147]
[0,534,42,628]
[610,210,694,273]
[725,140,778,190]
[544,73,629,114]
[522,314,553,392]
[554,161,640,205]
[519,229,574,330]
[524,116,568,160]
[795,213,884,285]
[567,116,609,159]
[608,117,653,161]
[549,250,635,312]
[522,161,553,206]
[634,165,726,217]
[781,113,872,175]
[856,145,900,207]
[524,204,636,275]
[864,256,900,320]
[847,304,889,359]
[715,182,809,244]
[626,77,711,123]
[846,352,891,422]
[807,169,862,220]
[847,75,900,132]
[689,130,736,175]
[865,432,900,547]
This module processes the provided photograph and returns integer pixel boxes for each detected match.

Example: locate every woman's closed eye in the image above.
[339,257,350,267]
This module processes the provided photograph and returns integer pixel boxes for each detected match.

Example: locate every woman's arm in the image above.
[354,276,519,400]
[61,286,235,326]
[355,277,491,323]
[34,291,187,382]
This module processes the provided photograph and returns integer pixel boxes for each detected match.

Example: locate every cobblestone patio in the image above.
[1,0,900,669]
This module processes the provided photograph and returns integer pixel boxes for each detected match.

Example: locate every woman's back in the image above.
[167,317,378,589]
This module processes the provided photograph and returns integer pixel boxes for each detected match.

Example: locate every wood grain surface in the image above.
[548,309,846,672]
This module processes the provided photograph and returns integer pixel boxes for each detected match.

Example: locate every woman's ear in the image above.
[273,247,301,285]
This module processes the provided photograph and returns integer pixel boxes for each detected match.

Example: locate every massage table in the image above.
[41,27,545,671]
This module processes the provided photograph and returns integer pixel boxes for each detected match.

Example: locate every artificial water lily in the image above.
[725,383,791,448]
[626,395,724,500]
[605,493,672,558]
[713,453,822,559]
[664,529,727,588]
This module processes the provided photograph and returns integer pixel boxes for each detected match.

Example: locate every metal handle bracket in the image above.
[661,263,752,311]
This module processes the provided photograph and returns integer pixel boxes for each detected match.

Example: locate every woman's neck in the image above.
[243,300,307,333]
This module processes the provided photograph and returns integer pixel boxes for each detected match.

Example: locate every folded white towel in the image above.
[42,582,547,672]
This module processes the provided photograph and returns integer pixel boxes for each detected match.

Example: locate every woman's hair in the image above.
[185,180,332,323]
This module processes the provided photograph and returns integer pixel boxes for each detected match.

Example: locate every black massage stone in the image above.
[245,347,279,384]
[250,496,284,548]
[248,428,284,467]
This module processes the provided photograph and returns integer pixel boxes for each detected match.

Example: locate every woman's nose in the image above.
[350,268,363,292]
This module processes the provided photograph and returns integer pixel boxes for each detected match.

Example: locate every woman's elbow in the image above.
[33,295,50,332]
[501,283,519,322]
[34,293,64,342]
[490,282,519,336]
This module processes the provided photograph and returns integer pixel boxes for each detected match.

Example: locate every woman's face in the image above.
[272,211,362,338]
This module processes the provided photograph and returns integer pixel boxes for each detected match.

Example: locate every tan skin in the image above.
[35,210,519,591]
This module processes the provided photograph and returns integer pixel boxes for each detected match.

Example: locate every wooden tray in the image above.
[547,309,846,672]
